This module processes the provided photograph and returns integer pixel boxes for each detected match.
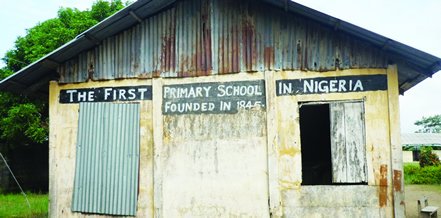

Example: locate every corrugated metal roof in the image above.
[0,0,440,97]
[64,0,393,82]
[401,133,441,146]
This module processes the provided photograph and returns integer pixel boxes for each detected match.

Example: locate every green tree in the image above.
[0,0,126,152]
[4,1,125,72]
[419,146,441,167]
[414,115,441,133]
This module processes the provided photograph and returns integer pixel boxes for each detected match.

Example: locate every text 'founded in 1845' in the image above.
[162,80,266,115]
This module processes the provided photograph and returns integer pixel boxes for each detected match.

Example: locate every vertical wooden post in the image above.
[48,81,58,218]
[265,71,282,216]
[387,65,405,217]
[152,78,163,218]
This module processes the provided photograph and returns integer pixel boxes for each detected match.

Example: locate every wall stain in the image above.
[279,179,301,190]
[379,164,387,207]
[393,170,402,192]
[279,147,299,157]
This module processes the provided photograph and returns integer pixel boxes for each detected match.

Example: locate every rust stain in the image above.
[161,36,174,72]
[242,17,255,71]
[158,8,176,77]
[228,24,237,73]
[393,170,402,192]
[219,35,226,74]
[379,164,387,207]
[178,55,189,77]
[264,47,274,70]
[201,0,212,76]
[296,40,303,70]
[137,72,152,79]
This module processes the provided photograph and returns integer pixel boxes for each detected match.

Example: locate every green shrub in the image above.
[419,146,440,167]
[404,163,441,184]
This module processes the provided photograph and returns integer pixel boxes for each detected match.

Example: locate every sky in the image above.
[1,0,441,133]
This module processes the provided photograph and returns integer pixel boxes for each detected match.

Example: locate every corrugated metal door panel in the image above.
[72,102,140,216]
[330,102,367,183]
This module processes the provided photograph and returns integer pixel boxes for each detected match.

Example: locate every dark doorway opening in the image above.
[299,103,332,185]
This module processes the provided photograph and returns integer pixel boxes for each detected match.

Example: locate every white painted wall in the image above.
[402,151,414,163]
[402,150,441,162]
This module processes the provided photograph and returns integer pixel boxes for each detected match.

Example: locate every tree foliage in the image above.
[414,115,441,133]
[3,0,125,72]
[419,146,441,167]
[0,0,126,151]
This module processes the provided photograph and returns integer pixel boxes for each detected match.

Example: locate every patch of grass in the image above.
[404,163,441,185]
[0,193,48,217]
[405,162,420,167]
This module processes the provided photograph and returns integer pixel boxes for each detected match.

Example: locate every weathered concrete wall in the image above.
[283,186,382,217]
[49,80,154,217]
[49,68,403,217]
[268,69,397,216]
[153,73,269,217]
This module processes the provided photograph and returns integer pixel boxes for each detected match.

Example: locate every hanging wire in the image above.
[0,152,31,209]
[3,57,28,65]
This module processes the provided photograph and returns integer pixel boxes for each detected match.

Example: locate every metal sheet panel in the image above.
[0,0,441,96]
[44,0,440,94]
[211,0,388,73]
[59,0,388,83]
[175,0,212,77]
[143,7,177,78]
[401,133,441,146]
[72,102,140,216]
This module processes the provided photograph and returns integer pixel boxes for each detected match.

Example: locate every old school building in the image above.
[1,0,441,217]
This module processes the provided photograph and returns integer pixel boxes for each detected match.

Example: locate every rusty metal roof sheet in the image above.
[0,0,440,97]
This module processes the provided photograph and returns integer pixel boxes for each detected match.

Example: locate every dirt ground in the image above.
[405,185,441,218]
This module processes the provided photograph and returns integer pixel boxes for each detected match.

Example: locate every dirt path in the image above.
[405,185,441,218]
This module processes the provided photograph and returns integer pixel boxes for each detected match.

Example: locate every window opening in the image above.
[300,104,332,185]
[300,101,367,185]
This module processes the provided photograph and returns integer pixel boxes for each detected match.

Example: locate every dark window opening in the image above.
[300,104,332,185]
